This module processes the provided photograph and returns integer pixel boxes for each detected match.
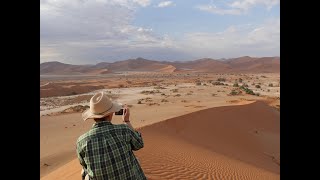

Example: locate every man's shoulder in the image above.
[77,131,89,145]
[113,123,129,130]
[77,129,96,144]
[77,124,129,143]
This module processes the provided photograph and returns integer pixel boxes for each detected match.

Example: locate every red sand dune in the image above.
[158,65,176,73]
[42,101,279,180]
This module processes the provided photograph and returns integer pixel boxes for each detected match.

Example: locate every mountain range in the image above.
[40,56,280,75]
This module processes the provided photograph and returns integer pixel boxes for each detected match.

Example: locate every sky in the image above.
[40,0,280,64]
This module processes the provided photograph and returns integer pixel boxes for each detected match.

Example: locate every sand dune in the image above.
[42,101,279,180]
[158,65,176,73]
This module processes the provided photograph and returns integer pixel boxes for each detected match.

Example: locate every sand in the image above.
[41,101,279,180]
[40,72,280,179]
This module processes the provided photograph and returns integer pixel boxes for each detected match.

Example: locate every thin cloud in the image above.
[133,0,151,7]
[197,0,279,15]
[178,17,280,58]
[197,5,242,15]
[157,1,174,8]
[230,0,279,11]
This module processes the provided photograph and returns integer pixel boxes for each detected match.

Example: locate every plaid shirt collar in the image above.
[92,121,112,128]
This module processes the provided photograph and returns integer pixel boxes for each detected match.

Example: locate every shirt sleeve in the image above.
[76,143,87,169]
[127,128,144,151]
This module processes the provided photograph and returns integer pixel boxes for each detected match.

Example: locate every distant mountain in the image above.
[224,56,280,73]
[40,56,280,75]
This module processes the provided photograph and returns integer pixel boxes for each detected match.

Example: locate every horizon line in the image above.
[40,56,280,65]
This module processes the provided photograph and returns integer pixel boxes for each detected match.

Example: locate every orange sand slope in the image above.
[42,101,279,180]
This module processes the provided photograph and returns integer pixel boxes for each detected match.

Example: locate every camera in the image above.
[114,108,124,115]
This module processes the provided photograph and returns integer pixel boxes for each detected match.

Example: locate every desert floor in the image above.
[40,72,280,179]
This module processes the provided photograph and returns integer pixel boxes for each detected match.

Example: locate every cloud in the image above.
[177,17,279,58]
[133,0,151,7]
[197,4,242,15]
[197,0,279,15]
[157,1,174,8]
[40,0,279,64]
[230,0,279,11]
[40,0,176,64]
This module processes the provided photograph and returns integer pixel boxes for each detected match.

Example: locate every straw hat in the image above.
[82,91,122,121]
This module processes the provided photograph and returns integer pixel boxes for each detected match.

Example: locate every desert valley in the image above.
[40,56,280,180]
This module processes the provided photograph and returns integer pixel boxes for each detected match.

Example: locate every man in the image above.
[76,91,146,180]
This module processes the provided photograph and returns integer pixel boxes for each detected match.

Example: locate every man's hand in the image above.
[122,105,130,122]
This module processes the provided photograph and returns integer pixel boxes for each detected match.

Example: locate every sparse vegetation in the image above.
[161,99,168,102]
[233,83,239,87]
[217,78,226,82]
[181,100,187,103]
[196,82,202,86]
[255,85,261,88]
[171,89,179,93]
[212,93,217,96]
[239,78,243,83]
[242,83,249,87]
[186,93,192,95]
[119,84,125,88]
[154,86,166,89]
[174,94,181,97]
[137,100,142,104]
[212,81,224,85]
[240,86,255,95]
[145,97,153,102]
[147,102,160,106]
[268,83,273,87]
[229,89,241,95]
[268,89,270,92]
[141,90,161,94]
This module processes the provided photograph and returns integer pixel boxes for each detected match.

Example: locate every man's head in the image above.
[82,91,122,121]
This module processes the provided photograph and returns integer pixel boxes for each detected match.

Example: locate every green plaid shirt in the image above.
[76,121,146,180]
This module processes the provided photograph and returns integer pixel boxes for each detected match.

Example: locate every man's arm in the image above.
[76,143,87,169]
[123,106,144,150]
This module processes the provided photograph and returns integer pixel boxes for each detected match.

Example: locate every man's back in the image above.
[77,121,146,180]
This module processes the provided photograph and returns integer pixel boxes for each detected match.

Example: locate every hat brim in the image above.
[82,102,122,121]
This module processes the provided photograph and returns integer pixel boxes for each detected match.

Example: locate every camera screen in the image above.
[115,109,123,115]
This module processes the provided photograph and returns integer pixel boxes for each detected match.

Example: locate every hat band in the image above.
[92,103,113,115]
